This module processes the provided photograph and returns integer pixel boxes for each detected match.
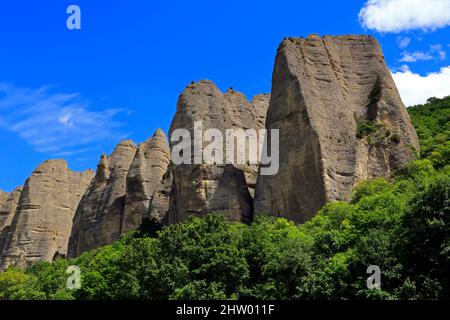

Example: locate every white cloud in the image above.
[392,66,450,106]
[0,83,129,156]
[400,51,434,62]
[430,44,447,59]
[396,36,411,49]
[359,0,450,33]
[399,44,447,62]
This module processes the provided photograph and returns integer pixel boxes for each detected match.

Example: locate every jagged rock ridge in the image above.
[68,130,171,257]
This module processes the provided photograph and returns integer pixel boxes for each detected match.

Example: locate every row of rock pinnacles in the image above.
[0,35,420,270]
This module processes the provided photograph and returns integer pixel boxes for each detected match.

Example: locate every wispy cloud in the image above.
[400,51,434,62]
[359,0,450,33]
[396,36,410,49]
[399,44,447,62]
[0,83,130,156]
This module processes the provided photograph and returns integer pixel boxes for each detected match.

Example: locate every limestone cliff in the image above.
[255,35,420,223]
[0,161,93,270]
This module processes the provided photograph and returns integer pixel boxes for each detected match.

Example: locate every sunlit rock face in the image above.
[168,80,269,224]
[255,35,419,223]
[0,160,93,270]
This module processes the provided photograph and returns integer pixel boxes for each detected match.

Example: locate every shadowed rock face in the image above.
[168,80,269,224]
[0,161,93,270]
[255,35,420,223]
[148,163,173,224]
[0,187,22,256]
[121,129,171,233]
[68,140,137,258]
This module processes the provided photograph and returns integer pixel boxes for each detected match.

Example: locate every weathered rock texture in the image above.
[0,161,93,270]
[255,35,420,223]
[68,140,137,258]
[0,191,9,214]
[148,164,173,224]
[0,187,22,256]
[121,129,171,233]
[168,80,269,224]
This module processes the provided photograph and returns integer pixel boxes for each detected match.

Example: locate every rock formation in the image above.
[148,164,173,224]
[0,191,8,213]
[0,34,422,266]
[121,129,171,233]
[0,161,93,270]
[68,140,137,258]
[254,35,420,223]
[168,80,269,224]
[0,187,22,256]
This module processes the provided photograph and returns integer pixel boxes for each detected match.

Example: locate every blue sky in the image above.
[0,0,449,192]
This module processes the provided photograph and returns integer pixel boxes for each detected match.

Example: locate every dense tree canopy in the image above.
[0,96,449,300]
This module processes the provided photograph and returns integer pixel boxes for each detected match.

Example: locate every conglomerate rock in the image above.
[168,80,269,223]
[68,140,137,257]
[0,161,93,270]
[254,35,420,223]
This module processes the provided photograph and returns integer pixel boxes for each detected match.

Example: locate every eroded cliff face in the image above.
[0,161,93,270]
[68,140,137,257]
[168,81,269,223]
[121,129,171,233]
[254,35,420,223]
[0,34,422,265]
[0,187,22,256]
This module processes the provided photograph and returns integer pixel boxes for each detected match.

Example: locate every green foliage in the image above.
[356,120,377,138]
[1,95,449,300]
[408,96,450,168]
[0,268,45,300]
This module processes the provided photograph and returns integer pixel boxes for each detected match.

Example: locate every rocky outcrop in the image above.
[68,140,137,258]
[0,187,22,256]
[168,80,269,224]
[255,35,420,223]
[121,129,171,232]
[0,161,93,270]
[148,164,173,224]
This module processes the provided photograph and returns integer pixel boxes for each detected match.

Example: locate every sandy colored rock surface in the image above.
[0,161,93,270]
[255,35,419,223]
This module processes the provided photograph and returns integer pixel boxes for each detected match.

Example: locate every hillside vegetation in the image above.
[1,96,449,300]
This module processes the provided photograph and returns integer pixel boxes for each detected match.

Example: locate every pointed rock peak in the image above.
[151,128,168,144]
[95,154,110,181]
[153,128,166,139]
[99,153,109,163]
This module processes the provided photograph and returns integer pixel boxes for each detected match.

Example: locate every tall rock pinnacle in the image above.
[254,35,420,223]
[68,140,137,257]
[0,160,93,270]
[168,80,269,223]
[121,129,171,233]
